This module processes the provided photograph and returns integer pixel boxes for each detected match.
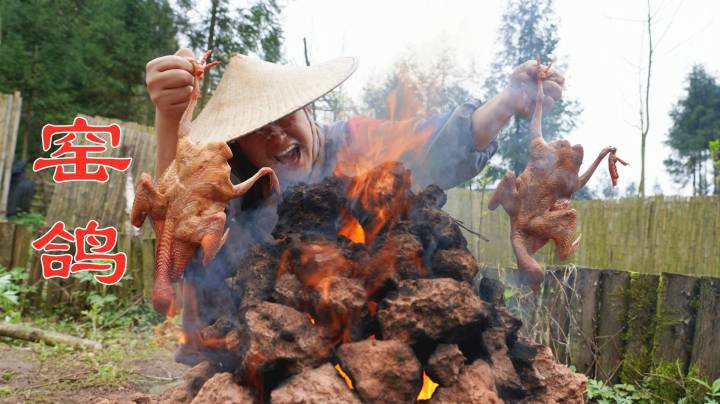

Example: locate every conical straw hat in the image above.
[190,54,357,144]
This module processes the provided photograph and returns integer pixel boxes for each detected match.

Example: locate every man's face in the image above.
[235,108,315,186]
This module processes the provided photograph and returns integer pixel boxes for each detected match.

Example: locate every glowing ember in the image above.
[417,371,439,400]
[305,313,316,325]
[334,364,354,390]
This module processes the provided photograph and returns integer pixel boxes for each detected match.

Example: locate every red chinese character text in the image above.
[32,220,127,285]
[32,117,132,182]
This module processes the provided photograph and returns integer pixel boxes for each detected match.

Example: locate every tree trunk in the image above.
[20,46,40,162]
[639,0,653,198]
[714,147,720,195]
[199,0,219,109]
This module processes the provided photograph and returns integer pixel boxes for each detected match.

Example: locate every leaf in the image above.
[712,378,720,393]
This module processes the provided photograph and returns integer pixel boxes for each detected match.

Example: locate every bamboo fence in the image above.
[0,91,23,219]
[444,188,720,277]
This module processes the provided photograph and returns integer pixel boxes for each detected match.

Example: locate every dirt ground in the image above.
[0,325,188,403]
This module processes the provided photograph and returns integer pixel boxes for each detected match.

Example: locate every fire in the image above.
[338,208,366,244]
[296,242,353,287]
[334,364,354,390]
[332,77,430,180]
[417,371,439,400]
[176,330,187,345]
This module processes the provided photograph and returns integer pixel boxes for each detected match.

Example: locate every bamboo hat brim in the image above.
[190,54,358,144]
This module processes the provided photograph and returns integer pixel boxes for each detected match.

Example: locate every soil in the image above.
[0,326,187,403]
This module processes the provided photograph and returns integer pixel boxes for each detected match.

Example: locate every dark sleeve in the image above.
[416,98,498,190]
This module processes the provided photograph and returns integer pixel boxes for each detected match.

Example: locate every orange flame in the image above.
[335,364,354,390]
[338,208,366,244]
[417,371,439,400]
[332,77,432,180]
[297,242,353,287]
[176,330,187,345]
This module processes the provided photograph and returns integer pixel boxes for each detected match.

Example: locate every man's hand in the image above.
[470,60,564,151]
[147,48,196,176]
[503,60,565,118]
[146,48,195,120]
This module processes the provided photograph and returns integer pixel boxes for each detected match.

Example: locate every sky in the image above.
[279,0,720,195]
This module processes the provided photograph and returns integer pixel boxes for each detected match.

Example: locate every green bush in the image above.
[586,366,720,404]
[0,265,35,321]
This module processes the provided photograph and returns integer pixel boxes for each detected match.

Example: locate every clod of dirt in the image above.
[238,302,325,387]
[409,208,467,250]
[190,373,255,404]
[426,344,465,387]
[518,346,587,404]
[225,244,280,310]
[430,359,502,404]
[274,176,349,237]
[377,278,489,348]
[431,248,478,284]
[183,361,220,399]
[273,272,310,311]
[365,231,426,296]
[477,277,506,304]
[270,363,362,404]
[336,339,421,404]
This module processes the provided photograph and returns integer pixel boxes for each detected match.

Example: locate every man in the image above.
[146,48,563,201]
[145,48,563,323]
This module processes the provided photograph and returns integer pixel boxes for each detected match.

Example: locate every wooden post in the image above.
[653,273,700,373]
[568,267,601,375]
[0,221,16,268]
[0,92,21,219]
[620,273,660,384]
[0,94,10,218]
[11,224,33,270]
[595,269,630,383]
[690,277,720,380]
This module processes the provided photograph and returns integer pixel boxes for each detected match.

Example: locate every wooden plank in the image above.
[11,224,33,270]
[0,221,17,268]
[595,269,630,383]
[141,238,155,301]
[568,267,601,375]
[620,273,660,384]
[653,273,700,372]
[690,277,720,380]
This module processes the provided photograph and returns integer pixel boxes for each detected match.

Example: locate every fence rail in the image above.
[444,188,720,277]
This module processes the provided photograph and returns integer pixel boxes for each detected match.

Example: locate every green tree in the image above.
[483,0,582,177]
[664,65,720,195]
[0,0,179,161]
[175,0,283,107]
